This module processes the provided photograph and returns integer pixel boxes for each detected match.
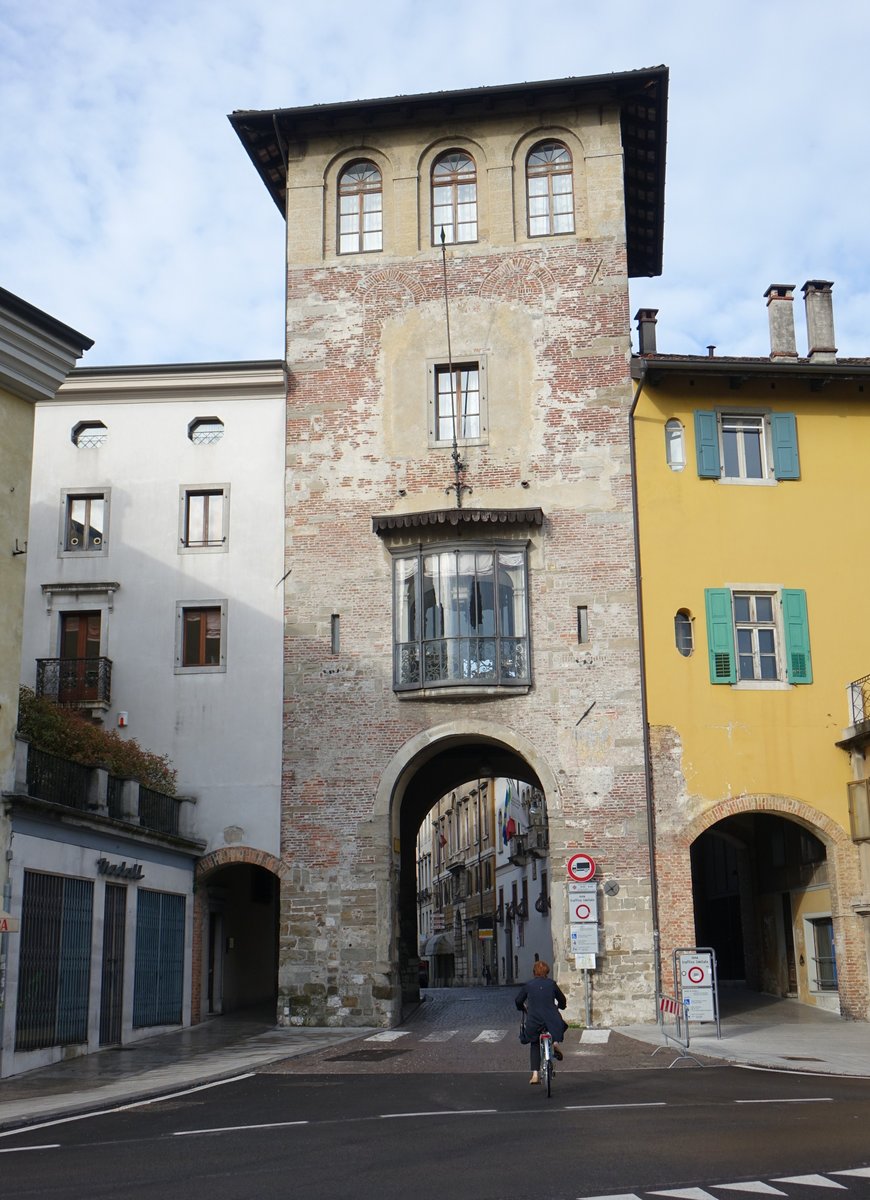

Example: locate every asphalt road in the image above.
[2,990,869,1200]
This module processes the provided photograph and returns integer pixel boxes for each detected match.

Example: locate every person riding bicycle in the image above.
[515,959,568,1085]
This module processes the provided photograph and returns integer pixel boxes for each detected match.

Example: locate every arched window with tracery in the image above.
[526,140,574,237]
[338,160,383,254]
[431,151,477,244]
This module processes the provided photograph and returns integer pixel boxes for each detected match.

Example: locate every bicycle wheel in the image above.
[541,1036,553,1098]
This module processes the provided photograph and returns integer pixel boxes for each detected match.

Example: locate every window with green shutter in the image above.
[704,588,736,683]
[782,588,812,683]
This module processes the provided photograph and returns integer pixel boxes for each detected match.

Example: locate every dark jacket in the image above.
[515,976,568,1041]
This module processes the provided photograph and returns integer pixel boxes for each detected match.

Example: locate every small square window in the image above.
[427,358,488,447]
[188,417,224,445]
[175,602,227,673]
[59,489,110,557]
[179,486,229,553]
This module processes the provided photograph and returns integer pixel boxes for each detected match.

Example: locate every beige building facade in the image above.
[232,70,668,1028]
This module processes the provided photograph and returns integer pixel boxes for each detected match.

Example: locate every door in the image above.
[59,612,101,701]
[99,884,126,1045]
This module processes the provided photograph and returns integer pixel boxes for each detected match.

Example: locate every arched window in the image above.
[526,140,574,237]
[432,151,477,244]
[674,610,694,656]
[665,419,686,470]
[338,160,383,254]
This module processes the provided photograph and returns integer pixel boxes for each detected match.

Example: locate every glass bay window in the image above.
[393,545,530,690]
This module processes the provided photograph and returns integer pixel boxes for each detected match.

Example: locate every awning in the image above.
[423,933,455,956]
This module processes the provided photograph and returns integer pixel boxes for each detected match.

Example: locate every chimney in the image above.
[635,308,658,355]
[802,280,837,363]
[764,284,798,361]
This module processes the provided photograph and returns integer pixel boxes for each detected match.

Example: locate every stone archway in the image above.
[655,794,867,1018]
[374,720,563,1014]
[192,847,286,1023]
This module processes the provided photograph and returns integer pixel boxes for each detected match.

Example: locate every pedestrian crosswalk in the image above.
[364,1028,612,1046]
[581,1168,870,1200]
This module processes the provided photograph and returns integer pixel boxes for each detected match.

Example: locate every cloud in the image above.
[1,0,867,363]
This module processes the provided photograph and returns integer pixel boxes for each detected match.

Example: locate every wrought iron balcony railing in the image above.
[26,746,91,810]
[36,657,112,707]
[847,673,870,728]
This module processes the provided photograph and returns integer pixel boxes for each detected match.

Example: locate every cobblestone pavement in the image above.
[262,987,705,1076]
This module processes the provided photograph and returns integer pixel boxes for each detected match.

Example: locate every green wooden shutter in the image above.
[705,588,736,683]
[782,588,812,683]
[694,411,720,478]
[771,413,800,480]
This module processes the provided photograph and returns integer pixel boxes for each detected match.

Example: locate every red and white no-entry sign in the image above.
[567,853,596,883]
[572,902,593,922]
[687,965,705,984]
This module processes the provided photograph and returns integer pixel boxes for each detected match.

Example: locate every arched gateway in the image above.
[656,795,867,1019]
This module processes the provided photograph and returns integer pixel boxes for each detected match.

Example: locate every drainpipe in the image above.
[628,358,663,1012]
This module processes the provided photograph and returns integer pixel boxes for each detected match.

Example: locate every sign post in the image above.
[568,877,598,1027]
[674,947,720,1038]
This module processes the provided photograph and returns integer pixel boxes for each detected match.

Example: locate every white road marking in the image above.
[734,1098,832,1104]
[773,1178,846,1190]
[174,1121,308,1136]
[580,1029,611,1044]
[421,1030,458,1042]
[650,1189,720,1200]
[565,1102,666,1111]
[713,1185,787,1195]
[0,1072,256,1138]
[832,1171,870,1179]
[0,1144,60,1154]
[365,1031,410,1042]
[578,1194,642,1200]
[473,1029,507,1043]
[380,1109,498,1119]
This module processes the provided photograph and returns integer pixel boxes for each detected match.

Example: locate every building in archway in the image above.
[231,69,668,1028]
[632,285,870,1018]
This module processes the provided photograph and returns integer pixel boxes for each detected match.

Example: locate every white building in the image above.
[5,361,285,1076]
[494,777,553,986]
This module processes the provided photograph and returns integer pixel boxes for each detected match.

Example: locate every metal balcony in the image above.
[36,657,112,708]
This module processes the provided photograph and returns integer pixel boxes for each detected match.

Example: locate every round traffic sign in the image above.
[687,965,705,984]
[567,853,596,883]
[573,902,592,921]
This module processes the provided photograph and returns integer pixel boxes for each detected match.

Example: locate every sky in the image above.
[2,0,869,366]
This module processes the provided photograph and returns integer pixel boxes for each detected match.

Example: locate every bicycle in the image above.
[539,1030,554,1097]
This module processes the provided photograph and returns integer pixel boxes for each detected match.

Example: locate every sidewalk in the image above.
[0,1008,373,1133]
[618,987,870,1077]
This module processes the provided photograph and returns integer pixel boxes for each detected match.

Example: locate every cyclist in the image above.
[515,959,568,1085]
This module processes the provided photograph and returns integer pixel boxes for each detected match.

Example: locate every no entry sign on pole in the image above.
[566,852,596,883]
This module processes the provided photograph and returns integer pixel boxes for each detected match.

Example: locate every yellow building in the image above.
[633,283,870,1019]
[0,287,90,1060]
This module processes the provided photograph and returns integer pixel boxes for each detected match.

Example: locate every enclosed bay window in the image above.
[393,544,530,690]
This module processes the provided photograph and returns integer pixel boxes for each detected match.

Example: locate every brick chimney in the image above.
[802,280,837,363]
[764,284,798,361]
[634,308,658,355]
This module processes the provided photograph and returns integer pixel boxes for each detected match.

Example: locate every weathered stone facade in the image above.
[232,71,668,1028]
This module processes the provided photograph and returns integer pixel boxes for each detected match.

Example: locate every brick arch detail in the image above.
[679,793,850,852]
[195,846,290,883]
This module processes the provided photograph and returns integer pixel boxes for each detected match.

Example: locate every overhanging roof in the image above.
[632,353,870,387]
[229,67,668,278]
[372,507,544,537]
